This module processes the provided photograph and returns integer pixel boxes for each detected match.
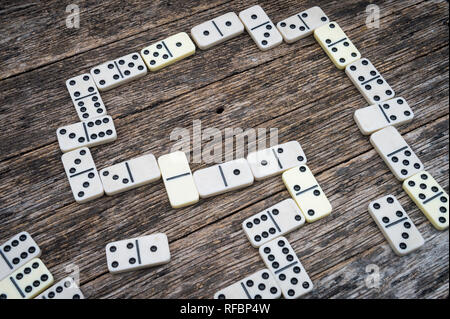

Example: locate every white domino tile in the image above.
[314,21,361,69]
[282,165,332,223]
[403,171,449,231]
[56,115,117,153]
[66,73,107,121]
[259,237,313,299]
[106,233,171,274]
[243,199,305,248]
[345,58,396,104]
[100,154,161,196]
[90,52,147,91]
[193,158,254,198]
[0,258,54,299]
[158,151,199,208]
[277,6,329,43]
[239,5,283,51]
[0,232,41,281]
[354,97,414,135]
[368,195,425,256]
[141,32,196,71]
[246,141,307,181]
[370,126,424,181]
[214,269,281,299]
[61,147,104,203]
[36,277,85,299]
[191,12,244,50]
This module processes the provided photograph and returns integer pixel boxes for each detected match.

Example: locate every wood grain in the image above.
[0,0,448,299]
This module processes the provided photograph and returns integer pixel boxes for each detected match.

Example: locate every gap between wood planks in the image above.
[0,0,440,165]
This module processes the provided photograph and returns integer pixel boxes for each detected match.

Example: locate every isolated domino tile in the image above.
[370,126,424,181]
[354,97,414,135]
[246,141,307,181]
[0,258,54,299]
[61,147,104,203]
[345,58,395,104]
[277,6,329,43]
[282,165,332,223]
[105,233,170,274]
[214,269,281,299]
[242,199,305,247]
[66,73,107,121]
[314,21,361,69]
[36,277,85,299]
[259,237,313,299]
[56,115,117,153]
[158,151,199,208]
[141,32,196,71]
[191,12,244,50]
[193,158,254,198]
[403,171,449,230]
[100,154,161,196]
[0,232,41,281]
[368,195,425,256]
[90,52,147,91]
[239,5,283,51]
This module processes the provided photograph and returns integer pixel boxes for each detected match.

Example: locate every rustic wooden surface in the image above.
[0,0,448,299]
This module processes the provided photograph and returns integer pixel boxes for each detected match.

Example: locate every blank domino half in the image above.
[239,5,283,51]
[56,115,117,153]
[193,158,254,198]
[158,151,199,208]
[403,171,449,230]
[191,12,244,50]
[0,258,54,299]
[242,199,305,247]
[370,126,423,181]
[282,165,332,223]
[0,232,41,281]
[345,58,395,104]
[90,52,147,91]
[36,277,85,299]
[66,73,107,121]
[277,6,329,43]
[100,154,161,196]
[368,195,425,256]
[61,147,104,203]
[314,21,361,70]
[141,32,196,71]
[246,141,307,181]
[214,269,281,299]
[354,97,414,135]
[105,233,171,274]
[259,237,313,299]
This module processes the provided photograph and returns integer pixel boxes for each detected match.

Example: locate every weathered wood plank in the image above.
[0,0,443,161]
[0,0,235,80]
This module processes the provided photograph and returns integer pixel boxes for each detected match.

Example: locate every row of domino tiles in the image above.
[331,8,448,259]
[0,232,85,299]
[61,5,330,124]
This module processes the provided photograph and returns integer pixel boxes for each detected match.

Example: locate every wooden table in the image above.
[0,0,448,299]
